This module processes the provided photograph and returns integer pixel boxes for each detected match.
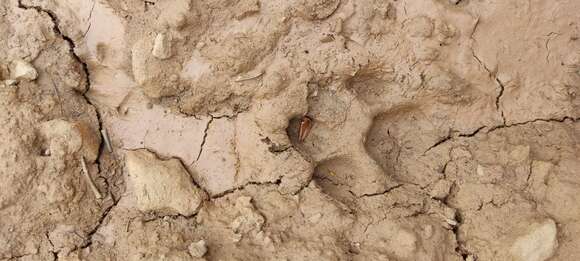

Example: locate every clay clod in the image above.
[125,149,205,216]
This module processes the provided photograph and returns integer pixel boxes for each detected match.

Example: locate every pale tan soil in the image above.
[0,0,579,260]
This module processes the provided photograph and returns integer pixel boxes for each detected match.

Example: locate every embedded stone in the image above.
[510,219,558,261]
[188,240,208,258]
[125,149,205,216]
[152,33,172,59]
[11,59,38,81]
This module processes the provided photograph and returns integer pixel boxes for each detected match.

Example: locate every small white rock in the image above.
[510,219,558,261]
[232,233,242,242]
[11,60,38,81]
[445,218,458,226]
[188,240,208,258]
[476,164,485,176]
[4,79,17,86]
[152,33,172,59]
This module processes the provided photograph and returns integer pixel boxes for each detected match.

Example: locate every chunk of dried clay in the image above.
[74,121,101,162]
[11,59,38,81]
[429,179,451,200]
[234,0,261,20]
[301,0,341,20]
[152,33,172,60]
[510,219,558,261]
[38,119,100,162]
[188,240,208,258]
[405,16,434,38]
[230,196,265,234]
[125,149,205,216]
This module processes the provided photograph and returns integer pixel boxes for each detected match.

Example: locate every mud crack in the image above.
[16,0,107,170]
[424,117,578,155]
[78,196,121,251]
[142,212,199,223]
[45,232,59,260]
[423,126,484,154]
[358,184,404,198]
[196,116,214,162]
[470,38,506,124]
[16,0,114,255]
[211,179,282,199]
[494,78,506,123]
[487,116,579,132]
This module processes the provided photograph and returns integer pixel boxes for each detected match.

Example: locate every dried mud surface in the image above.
[0,0,579,260]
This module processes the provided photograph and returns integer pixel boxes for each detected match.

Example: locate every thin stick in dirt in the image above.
[101,127,113,153]
[80,156,103,199]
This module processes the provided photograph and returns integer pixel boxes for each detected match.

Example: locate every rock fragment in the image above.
[11,60,38,81]
[429,179,452,199]
[188,240,208,258]
[4,79,16,86]
[125,149,205,216]
[231,196,265,233]
[230,196,265,241]
[510,219,558,261]
[152,33,172,59]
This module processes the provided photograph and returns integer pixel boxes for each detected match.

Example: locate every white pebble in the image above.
[445,218,458,226]
[510,219,558,261]
[188,240,208,258]
[4,79,17,86]
[11,60,38,81]
[232,233,242,242]
[152,33,172,59]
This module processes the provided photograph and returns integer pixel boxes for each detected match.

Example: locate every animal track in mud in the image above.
[2,0,580,260]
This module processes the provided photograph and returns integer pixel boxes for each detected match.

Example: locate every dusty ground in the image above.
[0,0,579,260]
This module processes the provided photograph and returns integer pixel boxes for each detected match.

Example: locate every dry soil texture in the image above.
[1,0,579,260]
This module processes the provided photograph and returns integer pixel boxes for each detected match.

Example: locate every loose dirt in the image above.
[1,0,579,260]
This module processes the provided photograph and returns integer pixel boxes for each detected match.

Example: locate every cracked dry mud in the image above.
[0,0,579,260]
